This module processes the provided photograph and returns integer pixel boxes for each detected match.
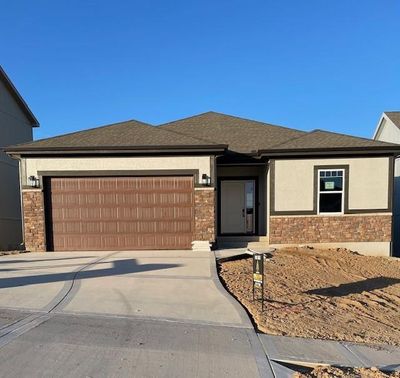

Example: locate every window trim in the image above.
[317,168,345,215]
[313,164,349,216]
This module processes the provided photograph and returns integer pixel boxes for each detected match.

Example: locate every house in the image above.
[373,112,400,257]
[5,112,400,256]
[0,66,39,250]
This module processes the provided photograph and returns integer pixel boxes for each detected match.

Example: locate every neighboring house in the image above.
[5,112,400,256]
[0,66,39,250]
[373,112,400,257]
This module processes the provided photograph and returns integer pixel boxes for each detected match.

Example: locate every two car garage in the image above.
[44,176,195,251]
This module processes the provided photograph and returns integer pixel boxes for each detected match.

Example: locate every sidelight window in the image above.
[245,181,255,233]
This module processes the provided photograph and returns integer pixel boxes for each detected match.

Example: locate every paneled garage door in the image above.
[44,176,194,251]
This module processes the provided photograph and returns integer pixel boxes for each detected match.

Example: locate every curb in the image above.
[209,251,253,328]
[210,252,276,377]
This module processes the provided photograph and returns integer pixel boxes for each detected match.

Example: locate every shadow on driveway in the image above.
[0,259,182,289]
[0,256,96,264]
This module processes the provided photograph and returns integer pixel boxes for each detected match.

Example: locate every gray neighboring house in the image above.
[0,66,39,250]
[373,112,400,257]
[5,111,400,256]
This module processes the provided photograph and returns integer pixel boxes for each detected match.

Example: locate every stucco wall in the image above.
[24,156,212,185]
[374,116,400,257]
[375,118,400,144]
[273,157,390,212]
[0,79,33,249]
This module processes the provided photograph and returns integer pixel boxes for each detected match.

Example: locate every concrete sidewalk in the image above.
[0,314,266,378]
[259,334,400,372]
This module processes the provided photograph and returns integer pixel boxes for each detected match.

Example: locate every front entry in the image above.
[220,179,256,235]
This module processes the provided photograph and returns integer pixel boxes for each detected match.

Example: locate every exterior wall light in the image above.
[201,174,211,186]
[28,175,39,188]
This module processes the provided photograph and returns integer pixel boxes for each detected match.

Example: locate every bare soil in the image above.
[294,366,400,378]
[218,247,400,346]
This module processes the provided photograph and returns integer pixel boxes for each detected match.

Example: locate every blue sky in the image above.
[1,0,399,140]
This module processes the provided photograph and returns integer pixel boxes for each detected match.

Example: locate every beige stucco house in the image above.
[5,112,400,256]
[0,66,39,250]
[373,112,400,257]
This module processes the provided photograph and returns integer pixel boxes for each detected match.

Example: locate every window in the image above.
[318,169,344,214]
[245,181,255,233]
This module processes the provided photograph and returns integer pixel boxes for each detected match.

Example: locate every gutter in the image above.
[257,146,400,157]
[4,144,228,156]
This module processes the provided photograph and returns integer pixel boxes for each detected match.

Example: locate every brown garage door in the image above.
[45,176,194,251]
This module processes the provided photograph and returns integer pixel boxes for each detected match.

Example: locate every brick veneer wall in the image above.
[269,215,392,244]
[22,189,46,252]
[194,188,216,241]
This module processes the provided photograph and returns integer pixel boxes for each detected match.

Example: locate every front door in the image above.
[220,180,256,234]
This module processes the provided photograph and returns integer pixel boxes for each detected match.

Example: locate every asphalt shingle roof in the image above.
[8,119,224,151]
[160,111,307,154]
[385,112,400,129]
[266,129,395,151]
[6,111,400,155]
[161,111,399,153]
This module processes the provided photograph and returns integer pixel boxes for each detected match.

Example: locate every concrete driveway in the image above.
[0,251,272,377]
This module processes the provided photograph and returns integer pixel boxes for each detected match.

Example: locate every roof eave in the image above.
[0,66,40,127]
[257,146,400,157]
[372,113,388,139]
[4,144,228,156]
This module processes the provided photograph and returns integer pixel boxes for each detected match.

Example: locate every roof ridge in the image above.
[12,118,153,148]
[269,130,317,148]
[209,112,307,134]
[158,111,216,127]
[159,110,307,134]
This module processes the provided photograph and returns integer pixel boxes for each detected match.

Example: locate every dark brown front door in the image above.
[45,176,194,251]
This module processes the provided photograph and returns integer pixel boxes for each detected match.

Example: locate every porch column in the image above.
[192,187,216,252]
[22,188,46,252]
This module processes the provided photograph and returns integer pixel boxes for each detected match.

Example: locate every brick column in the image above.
[193,187,216,251]
[22,189,46,252]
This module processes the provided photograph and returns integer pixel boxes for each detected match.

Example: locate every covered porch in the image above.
[215,155,269,249]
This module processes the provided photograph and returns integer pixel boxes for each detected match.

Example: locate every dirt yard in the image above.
[294,366,400,378]
[218,247,400,346]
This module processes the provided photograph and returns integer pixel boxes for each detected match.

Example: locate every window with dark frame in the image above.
[318,169,344,214]
[245,181,255,233]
